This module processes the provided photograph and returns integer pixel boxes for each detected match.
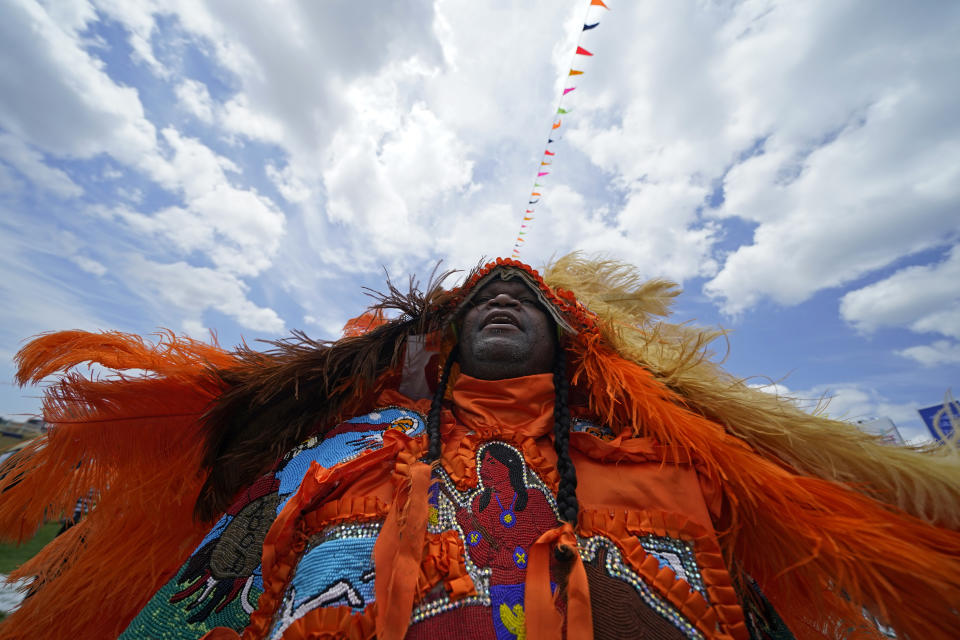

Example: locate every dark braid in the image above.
[552,349,579,524]
[427,347,459,461]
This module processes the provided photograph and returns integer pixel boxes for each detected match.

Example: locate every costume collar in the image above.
[451,372,555,439]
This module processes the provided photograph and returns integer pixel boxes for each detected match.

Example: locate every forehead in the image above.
[473,279,538,297]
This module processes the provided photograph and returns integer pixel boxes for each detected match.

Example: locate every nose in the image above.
[487,292,521,307]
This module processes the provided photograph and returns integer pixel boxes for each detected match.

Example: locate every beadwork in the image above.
[411,441,562,626]
[268,521,384,638]
[639,534,707,599]
[579,535,705,640]
[571,417,615,440]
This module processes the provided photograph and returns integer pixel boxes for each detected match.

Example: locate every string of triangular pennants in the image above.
[511,0,610,258]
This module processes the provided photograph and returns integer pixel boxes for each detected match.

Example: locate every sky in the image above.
[0,0,957,443]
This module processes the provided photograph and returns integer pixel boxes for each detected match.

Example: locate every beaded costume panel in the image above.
[265,435,720,640]
[119,407,425,639]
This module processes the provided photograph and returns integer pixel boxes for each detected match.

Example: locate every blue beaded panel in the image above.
[639,534,707,599]
[571,418,615,440]
[276,406,426,510]
[269,522,381,638]
[579,535,705,640]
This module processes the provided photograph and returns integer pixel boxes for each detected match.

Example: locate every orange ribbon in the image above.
[374,460,432,640]
[524,522,593,640]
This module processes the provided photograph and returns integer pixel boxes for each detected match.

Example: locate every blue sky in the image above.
[1,0,958,443]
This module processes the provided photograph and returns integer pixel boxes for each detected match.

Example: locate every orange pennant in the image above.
[552,120,562,130]
[531,192,541,197]
[590,0,609,8]
[569,69,583,76]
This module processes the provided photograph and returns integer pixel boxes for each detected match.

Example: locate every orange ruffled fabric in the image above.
[417,530,477,602]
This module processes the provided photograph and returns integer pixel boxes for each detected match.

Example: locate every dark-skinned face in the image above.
[458,278,556,380]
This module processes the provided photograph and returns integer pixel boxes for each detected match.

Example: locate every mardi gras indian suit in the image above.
[2,256,959,640]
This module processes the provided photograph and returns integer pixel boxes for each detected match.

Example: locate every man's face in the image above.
[458,278,556,380]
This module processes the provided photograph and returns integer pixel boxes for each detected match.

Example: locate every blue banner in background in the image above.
[918,402,958,442]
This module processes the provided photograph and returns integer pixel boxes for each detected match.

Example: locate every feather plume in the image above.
[0,331,233,639]
[572,335,960,639]
[543,253,960,530]
[195,264,458,519]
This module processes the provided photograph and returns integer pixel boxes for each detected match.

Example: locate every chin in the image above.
[473,342,528,365]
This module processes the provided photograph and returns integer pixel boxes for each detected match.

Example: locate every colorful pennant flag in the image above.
[509,0,609,258]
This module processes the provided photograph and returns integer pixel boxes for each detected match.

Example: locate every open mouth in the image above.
[482,312,520,330]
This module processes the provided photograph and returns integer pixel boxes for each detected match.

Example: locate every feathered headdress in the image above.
[1,254,958,640]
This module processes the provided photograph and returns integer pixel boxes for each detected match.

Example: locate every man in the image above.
[1,255,959,640]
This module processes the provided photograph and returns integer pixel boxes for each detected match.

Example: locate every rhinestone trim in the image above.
[579,535,705,640]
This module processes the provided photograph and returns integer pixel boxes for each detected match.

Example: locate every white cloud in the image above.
[839,246,960,339]
[784,382,930,442]
[130,258,284,332]
[750,379,931,442]
[116,128,286,276]
[0,133,82,198]
[699,2,960,313]
[0,0,159,163]
[898,341,960,367]
[70,256,108,277]
[91,0,168,76]
[175,78,215,123]
[219,95,286,144]
[303,314,348,340]
[181,318,208,338]
[266,163,311,204]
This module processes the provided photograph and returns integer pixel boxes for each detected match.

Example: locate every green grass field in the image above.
[0,435,26,453]
[0,522,60,575]
[0,522,60,622]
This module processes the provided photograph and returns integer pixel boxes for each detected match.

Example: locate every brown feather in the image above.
[194,264,458,519]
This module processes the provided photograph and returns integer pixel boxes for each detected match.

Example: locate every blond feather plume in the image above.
[543,252,960,529]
